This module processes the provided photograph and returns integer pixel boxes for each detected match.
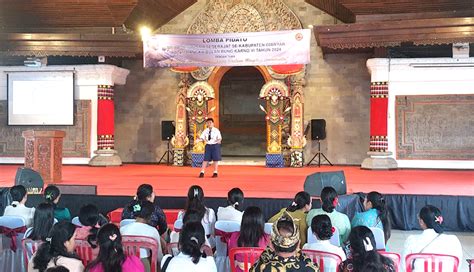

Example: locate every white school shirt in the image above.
[4,201,35,228]
[161,253,217,272]
[120,221,163,260]
[217,205,243,222]
[303,240,346,272]
[199,127,222,145]
[401,229,463,272]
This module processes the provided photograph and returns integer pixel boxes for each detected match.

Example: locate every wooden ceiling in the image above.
[306,0,474,23]
[0,0,197,57]
[0,0,196,30]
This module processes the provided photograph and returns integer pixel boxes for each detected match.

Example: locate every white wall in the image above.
[367,58,474,169]
[0,64,129,164]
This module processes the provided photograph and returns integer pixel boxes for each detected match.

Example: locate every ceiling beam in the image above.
[314,17,474,53]
[0,32,142,57]
[305,0,355,23]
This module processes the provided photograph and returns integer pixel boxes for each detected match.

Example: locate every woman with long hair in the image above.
[401,205,462,272]
[28,221,83,272]
[339,226,395,272]
[351,191,392,242]
[121,183,168,235]
[4,185,35,227]
[161,221,217,272]
[306,186,351,243]
[303,215,346,266]
[27,203,54,241]
[44,185,71,222]
[226,207,270,272]
[268,191,311,245]
[178,185,216,240]
[86,224,144,272]
[217,187,244,222]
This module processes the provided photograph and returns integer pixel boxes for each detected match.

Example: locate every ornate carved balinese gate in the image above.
[170,0,306,167]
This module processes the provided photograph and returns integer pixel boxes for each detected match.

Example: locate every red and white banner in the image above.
[143,29,311,68]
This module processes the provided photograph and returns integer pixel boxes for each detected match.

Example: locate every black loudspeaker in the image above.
[161,121,175,141]
[304,171,347,197]
[311,119,326,140]
[15,167,44,194]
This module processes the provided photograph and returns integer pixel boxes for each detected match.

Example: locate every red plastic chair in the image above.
[379,251,401,272]
[107,208,124,225]
[166,242,179,256]
[122,235,160,272]
[405,253,459,272]
[302,249,343,272]
[163,209,182,231]
[229,247,265,272]
[74,239,98,266]
[22,238,42,267]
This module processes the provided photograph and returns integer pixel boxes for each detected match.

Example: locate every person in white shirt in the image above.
[401,205,463,272]
[4,185,35,227]
[197,118,222,178]
[217,188,244,222]
[161,221,217,272]
[303,214,346,271]
[120,201,163,271]
[177,185,216,247]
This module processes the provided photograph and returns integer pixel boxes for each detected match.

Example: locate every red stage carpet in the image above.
[0,164,472,198]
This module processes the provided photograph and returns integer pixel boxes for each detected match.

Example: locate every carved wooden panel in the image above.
[0,100,91,158]
[396,95,474,160]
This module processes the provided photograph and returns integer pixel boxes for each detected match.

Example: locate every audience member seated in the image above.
[351,191,391,243]
[120,200,163,271]
[28,221,84,272]
[339,226,394,272]
[122,184,168,236]
[86,223,144,272]
[76,204,102,247]
[178,185,216,244]
[401,205,463,272]
[217,187,244,222]
[4,185,35,227]
[251,212,318,272]
[306,187,351,243]
[27,203,54,241]
[161,221,217,272]
[170,209,211,247]
[44,185,71,222]
[268,191,311,245]
[303,214,346,263]
[226,206,270,272]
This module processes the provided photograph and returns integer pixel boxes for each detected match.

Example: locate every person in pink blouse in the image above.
[226,207,270,272]
[86,224,144,272]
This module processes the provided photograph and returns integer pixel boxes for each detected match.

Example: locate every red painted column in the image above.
[97,85,115,150]
[369,82,389,152]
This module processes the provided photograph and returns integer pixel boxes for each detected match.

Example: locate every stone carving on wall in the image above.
[0,100,91,158]
[396,95,474,160]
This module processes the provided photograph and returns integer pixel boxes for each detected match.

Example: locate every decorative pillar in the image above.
[361,79,397,169]
[259,80,290,168]
[171,73,191,166]
[89,85,122,166]
[186,81,215,167]
[288,73,306,167]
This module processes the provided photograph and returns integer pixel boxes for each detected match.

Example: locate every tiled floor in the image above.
[388,230,474,272]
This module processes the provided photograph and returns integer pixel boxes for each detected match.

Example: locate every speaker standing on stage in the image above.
[197,118,222,178]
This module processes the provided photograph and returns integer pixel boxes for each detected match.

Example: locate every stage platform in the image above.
[0,164,472,198]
